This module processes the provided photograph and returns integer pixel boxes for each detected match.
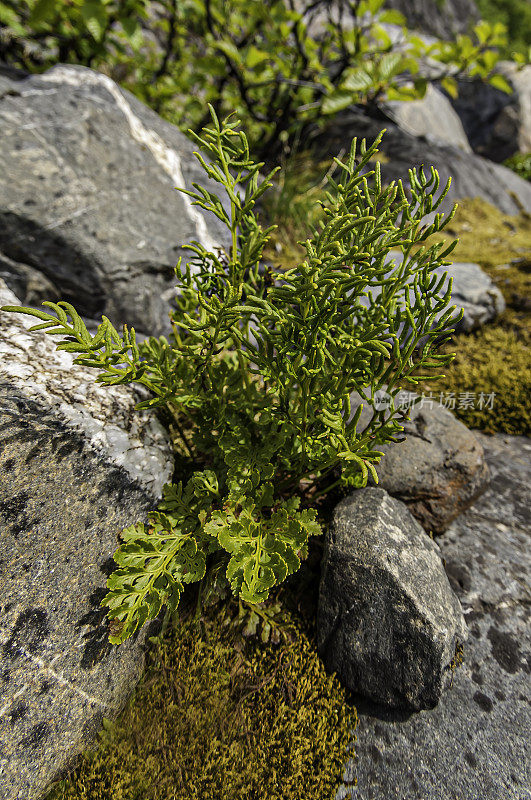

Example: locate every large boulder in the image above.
[308,108,531,216]
[0,63,231,341]
[347,389,490,534]
[336,433,531,800]
[0,280,174,800]
[317,487,466,711]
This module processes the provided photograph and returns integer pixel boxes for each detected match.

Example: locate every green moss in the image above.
[413,325,531,434]
[410,198,531,435]
[45,594,357,800]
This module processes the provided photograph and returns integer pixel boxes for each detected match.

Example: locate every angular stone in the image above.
[0,280,174,800]
[0,63,231,341]
[317,487,466,711]
[347,390,490,534]
[335,433,531,800]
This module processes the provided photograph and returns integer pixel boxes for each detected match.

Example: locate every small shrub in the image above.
[0,0,514,159]
[1,107,461,644]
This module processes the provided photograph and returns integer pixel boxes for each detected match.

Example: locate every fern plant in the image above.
[1,107,461,645]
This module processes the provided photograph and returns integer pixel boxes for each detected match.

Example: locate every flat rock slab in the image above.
[0,63,230,340]
[335,433,531,800]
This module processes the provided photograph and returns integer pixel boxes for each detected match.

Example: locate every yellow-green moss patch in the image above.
[412,198,530,434]
[409,324,531,434]
[46,597,357,800]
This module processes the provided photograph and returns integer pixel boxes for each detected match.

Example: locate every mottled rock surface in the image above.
[440,260,506,331]
[347,390,490,534]
[318,488,466,710]
[335,433,531,800]
[0,281,174,800]
[309,109,531,216]
[0,63,231,341]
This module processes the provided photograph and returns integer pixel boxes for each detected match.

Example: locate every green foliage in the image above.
[1,108,461,645]
[45,599,358,800]
[503,152,531,182]
[0,0,512,159]
[475,0,531,61]
[0,0,149,67]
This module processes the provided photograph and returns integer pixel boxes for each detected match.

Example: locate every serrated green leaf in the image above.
[378,9,406,25]
[81,1,107,40]
[245,45,269,68]
[378,53,402,81]
[440,76,458,99]
[342,68,375,93]
[214,39,242,64]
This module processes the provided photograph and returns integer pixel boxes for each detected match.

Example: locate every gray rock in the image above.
[336,433,531,800]
[358,252,506,333]
[0,280,174,800]
[380,83,472,152]
[293,0,479,42]
[449,63,531,162]
[0,251,61,309]
[503,62,531,155]
[440,260,506,330]
[317,487,466,711]
[383,0,480,39]
[308,108,531,215]
[0,63,231,341]
[347,389,490,534]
